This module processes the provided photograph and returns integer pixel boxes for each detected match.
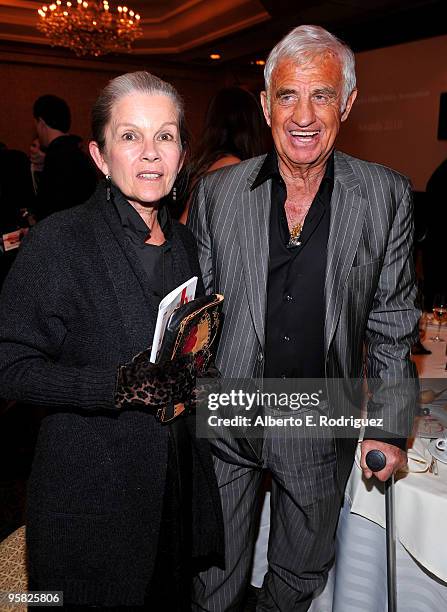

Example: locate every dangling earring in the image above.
[172,186,177,201]
[105,174,111,201]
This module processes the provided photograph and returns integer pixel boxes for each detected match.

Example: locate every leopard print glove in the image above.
[114,351,197,419]
[194,363,221,406]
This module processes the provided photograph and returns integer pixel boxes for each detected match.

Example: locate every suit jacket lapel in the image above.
[236,161,271,349]
[324,151,367,355]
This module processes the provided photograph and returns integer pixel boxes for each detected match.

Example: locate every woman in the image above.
[0,72,223,609]
[179,86,269,223]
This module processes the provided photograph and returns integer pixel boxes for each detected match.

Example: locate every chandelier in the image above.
[37,0,143,57]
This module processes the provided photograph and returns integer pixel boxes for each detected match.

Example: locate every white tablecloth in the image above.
[310,502,447,612]
[414,319,447,378]
[346,437,447,582]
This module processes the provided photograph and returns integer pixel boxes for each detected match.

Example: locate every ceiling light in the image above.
[36,0,143,57]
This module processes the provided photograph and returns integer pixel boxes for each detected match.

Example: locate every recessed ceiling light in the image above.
[210,53,221,60]
[255,59,266,66]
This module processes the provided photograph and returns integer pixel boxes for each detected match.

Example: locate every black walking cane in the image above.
[365,449,397,612]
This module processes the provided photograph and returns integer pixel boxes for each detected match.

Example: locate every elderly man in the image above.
[189,25,418,611]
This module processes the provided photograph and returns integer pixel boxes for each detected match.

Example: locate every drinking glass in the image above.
[431,293,447,341]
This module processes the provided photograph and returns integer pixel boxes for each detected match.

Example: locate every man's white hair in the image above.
[264,24,356,111]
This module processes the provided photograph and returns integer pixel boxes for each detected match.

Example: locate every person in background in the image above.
[0,72,223,609]
[32,94,97,219]
[189,24,418,611]
[179,86,269,223]
[0,147,35,288]
[422,156,447,309]
[29,137,45,194]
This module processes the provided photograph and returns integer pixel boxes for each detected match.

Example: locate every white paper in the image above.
[149,276,197,363]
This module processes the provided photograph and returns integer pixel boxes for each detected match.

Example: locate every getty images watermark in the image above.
[195,378,418,440]
[206,388,382,429]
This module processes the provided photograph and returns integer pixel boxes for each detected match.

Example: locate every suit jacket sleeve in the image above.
[364,181,420,443]
[188,178,214,295]
[174,221,205,297]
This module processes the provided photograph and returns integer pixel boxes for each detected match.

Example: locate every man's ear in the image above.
[89,141,109,176]
[341,88,357,123]
[260,91,271,127]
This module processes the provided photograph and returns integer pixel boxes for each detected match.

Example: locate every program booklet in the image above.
[150,276,197,363]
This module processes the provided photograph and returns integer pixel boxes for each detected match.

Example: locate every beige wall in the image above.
[337,34,447,191]
[2,34,447,191]
[0,48,224,157]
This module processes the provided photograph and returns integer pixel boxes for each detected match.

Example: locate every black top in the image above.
[34,134,97,220]
[0,148,36,288]
[423,158,447,309]
[112,185,175,301]
[0,149,35,232]
[255,151,333,379]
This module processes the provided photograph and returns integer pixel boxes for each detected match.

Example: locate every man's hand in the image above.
[360,439,407,482]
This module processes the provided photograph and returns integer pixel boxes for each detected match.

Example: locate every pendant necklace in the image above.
[285,207,308,248]
[281,166,321,248]
[288,221,303,247]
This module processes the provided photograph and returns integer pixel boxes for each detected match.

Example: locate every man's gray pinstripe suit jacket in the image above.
[189,149,419,485]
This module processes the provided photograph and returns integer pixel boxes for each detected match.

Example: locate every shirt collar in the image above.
[111,182,172,241]
[251,150,280,190]
[251,149,335,192]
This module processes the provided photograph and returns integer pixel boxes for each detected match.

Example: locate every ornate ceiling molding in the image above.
[0,0,270,54]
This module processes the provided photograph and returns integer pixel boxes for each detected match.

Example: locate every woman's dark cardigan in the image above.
[0,183,224,606]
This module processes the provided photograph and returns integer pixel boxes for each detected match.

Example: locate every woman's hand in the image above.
[115,351,196,420]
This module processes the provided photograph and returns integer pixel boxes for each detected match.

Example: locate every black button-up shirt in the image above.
[112,185,175,302]
[253,151,334,379]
